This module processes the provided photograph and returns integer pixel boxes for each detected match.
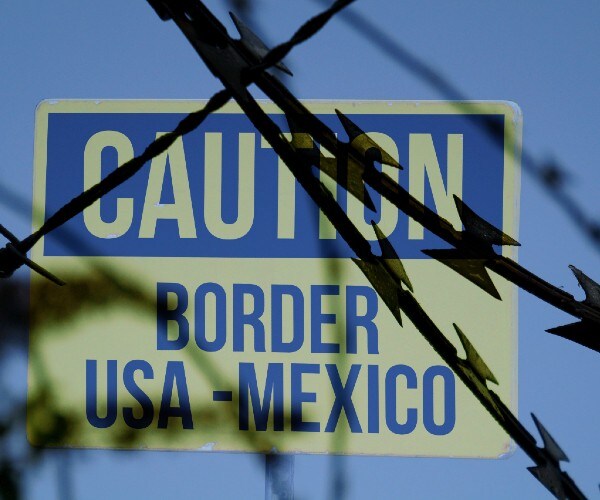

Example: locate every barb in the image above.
[230,12,293,76]
[311,0,600,255]
[247,0,355,77]
[0,223,65,285]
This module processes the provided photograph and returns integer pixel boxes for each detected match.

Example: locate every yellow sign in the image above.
[28,100,520,456]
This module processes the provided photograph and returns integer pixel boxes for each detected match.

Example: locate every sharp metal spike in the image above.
[283,113,320,155]
[370,222,413,292]
[334,109,401,168]
[546,321,600,353]
[352,259,403,325]
[290,132,314,151]
[319,155,376,211]
[455,363,503,417]
[422,249,502,300]
[528,464,567,500]
[0,225,65,284]
[531,414,570,464]
[453,195,520,247]
[569,264,600,307]
[285,109,337,147]
[284,112,376,211]
[0,243,64,285]
[230,12,293,76]
[5,244,65,285]
[453,324,498,385]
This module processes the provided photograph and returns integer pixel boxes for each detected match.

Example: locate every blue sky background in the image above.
[1,1,599,498]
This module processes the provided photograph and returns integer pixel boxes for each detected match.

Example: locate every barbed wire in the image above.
[138,2,595,496]
[0,0,594,497]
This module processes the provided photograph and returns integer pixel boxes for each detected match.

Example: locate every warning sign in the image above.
[28,100,520,456]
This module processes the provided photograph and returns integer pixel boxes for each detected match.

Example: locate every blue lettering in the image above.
[239,362,284,431]
[158,361,193,429]
[346,286,379,354]
[123,360,154,429]
[325,364,362,433]
[271,284,304,353]
[194,283,227,352]
[423,365,455,435]
[385,364,418,434]
[310,285,340,353]
[156,282,189,350]
[233,284,266,352]
[368,364,379,433]
[291,363,320,432]
[86,359,118,429]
